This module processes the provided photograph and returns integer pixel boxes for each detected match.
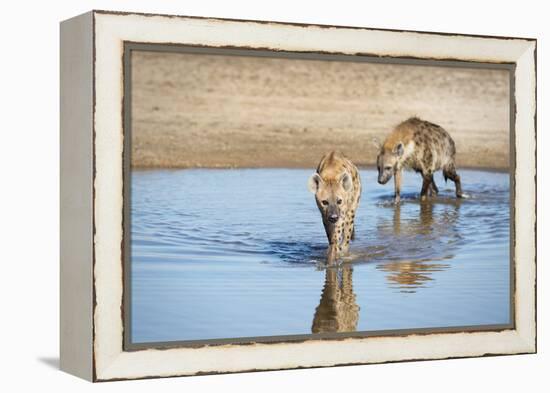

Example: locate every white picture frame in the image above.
[60,10,536,382]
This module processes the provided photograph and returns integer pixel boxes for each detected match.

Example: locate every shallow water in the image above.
[130,168,510,344]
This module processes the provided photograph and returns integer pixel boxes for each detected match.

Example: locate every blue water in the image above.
[130,168,510,343]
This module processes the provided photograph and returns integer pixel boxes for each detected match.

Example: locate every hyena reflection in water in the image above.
[375,117,464,203]
[377,202,460,293]
[312,267,359,333]
[308,151,361,264]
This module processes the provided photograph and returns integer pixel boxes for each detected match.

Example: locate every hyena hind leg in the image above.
[443,164,464,198]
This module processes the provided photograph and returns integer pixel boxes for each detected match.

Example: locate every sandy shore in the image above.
[131,51,510,170]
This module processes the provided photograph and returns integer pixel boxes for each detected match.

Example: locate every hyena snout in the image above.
[327,206,340,223]
[378,171,392,185]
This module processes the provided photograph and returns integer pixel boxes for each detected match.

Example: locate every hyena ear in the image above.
[341,172,352,191]
[308,173,323,193]
[394,142,404,157]
[371,137,382,150]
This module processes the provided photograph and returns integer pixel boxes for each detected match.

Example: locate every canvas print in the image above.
[127,48,511,345]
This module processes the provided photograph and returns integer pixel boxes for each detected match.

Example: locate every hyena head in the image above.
[377,142,404,184]
[308,172,353,224]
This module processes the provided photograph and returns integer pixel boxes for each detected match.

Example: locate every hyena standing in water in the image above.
[308,151,361,264]
[376,117,464,203]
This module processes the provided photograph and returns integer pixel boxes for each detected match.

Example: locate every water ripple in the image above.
[130,168,510,343]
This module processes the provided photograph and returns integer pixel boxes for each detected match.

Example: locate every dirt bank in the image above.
[131,51,510,170]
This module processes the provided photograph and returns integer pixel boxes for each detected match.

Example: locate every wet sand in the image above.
[131,51,510,170]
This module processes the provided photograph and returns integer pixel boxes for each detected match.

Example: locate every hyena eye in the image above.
[384,166,392,170]
[337,198,343,205]
[321,200,329,206]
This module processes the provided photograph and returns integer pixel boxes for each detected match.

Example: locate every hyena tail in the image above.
[443,162,459,183]
[443,161,456,183]
[444,140,457,184]
[443,162,464,198]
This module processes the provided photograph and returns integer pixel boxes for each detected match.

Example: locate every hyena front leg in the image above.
[326,221,344,265]
[420,172,433,200]
[443,164,464,198]
[327,245,338,265]
[349,207,357,241]
[341,212,355,255]
[394,169,402,204]
[428,174,439,196]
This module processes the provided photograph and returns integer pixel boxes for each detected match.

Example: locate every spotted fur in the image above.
[308,151,361,264]
[376,117,463,202]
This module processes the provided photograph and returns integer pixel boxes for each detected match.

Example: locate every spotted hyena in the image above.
[308,151,361,264]
[376,117,464,203]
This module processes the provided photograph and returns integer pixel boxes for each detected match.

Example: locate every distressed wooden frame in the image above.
[60,10,537,382]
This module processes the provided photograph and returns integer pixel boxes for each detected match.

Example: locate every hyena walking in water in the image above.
[376,117,464,203]
[308,151,361,264]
